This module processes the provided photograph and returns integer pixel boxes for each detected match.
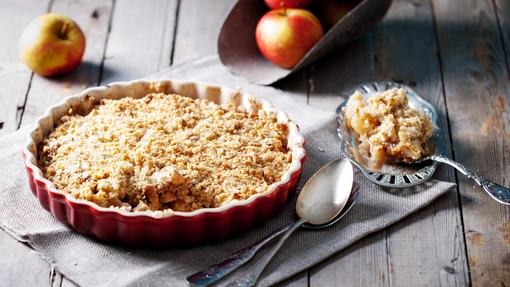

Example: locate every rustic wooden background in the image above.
[0,0,509,286]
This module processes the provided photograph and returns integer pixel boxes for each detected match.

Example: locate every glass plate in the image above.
[335,81,447,187]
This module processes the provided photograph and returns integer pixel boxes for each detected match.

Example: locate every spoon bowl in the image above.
[296,158,354,225]
[302,182,359,230]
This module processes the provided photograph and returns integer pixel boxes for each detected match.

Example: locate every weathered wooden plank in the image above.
[10,1,114,286]
[301,5,389,287]
[0,233,52,286]
[372,0,469,285]
[307,33,375,110]
[291,5,395,287]
[495,0,510,72]
[433,0,510,286]
[99,0,178,84]
[19,0,114,128]
[172,0,236,65]
[311,233,389,286]
[0,1,56,286]
[305,0,469,285]
[0,0,48,136]
[292,2,388,287]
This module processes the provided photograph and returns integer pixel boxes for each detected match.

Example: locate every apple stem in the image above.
[280,2,286,16]
[60,22,69,39]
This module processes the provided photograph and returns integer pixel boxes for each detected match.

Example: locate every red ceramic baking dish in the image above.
[22,79,306,248]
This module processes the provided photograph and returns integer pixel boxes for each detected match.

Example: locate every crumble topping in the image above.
[38,93,292,213]
[342,88,434,167]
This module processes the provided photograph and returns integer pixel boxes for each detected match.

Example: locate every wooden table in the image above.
[1,0,509,286]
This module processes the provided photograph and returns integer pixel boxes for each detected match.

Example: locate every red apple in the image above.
[315,0,356,30]
[18,13,86,76]
[264,0,316,9]
[255,8,323,69]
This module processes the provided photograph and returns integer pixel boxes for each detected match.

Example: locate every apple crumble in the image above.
[342,88,433,167]
[37,93,292,214]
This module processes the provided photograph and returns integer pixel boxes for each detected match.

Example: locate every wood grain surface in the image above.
[0,0,509,286]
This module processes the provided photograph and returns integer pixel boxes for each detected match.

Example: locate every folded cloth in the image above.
[0,55,456,287]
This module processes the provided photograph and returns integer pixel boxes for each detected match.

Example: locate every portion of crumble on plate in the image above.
[342,87,433,169]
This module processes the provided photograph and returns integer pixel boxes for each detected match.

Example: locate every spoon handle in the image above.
[225,219,307,287]
[186,222,294,287]
[426,154,510,205]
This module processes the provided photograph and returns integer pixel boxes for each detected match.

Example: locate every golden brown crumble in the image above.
[342,88,433,167]
[38,93,292,213]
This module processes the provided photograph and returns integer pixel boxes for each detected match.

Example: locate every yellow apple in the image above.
[18,13,86,76]
[255,8,323,69]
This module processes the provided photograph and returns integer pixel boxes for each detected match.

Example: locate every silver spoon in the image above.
[224,158,354,287]
[186,182,359,287]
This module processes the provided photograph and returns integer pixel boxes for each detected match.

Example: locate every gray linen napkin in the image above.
[0,55,456,287]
